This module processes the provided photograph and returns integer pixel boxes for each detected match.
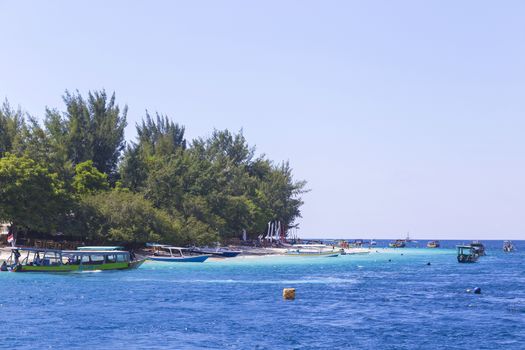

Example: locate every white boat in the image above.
[147,245,210,262]
[503,241,515,252]
[285,245,340,257]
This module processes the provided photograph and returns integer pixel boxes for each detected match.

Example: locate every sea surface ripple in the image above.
[1,240,524,349]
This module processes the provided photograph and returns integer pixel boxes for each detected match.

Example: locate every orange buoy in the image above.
[283,288,296,300]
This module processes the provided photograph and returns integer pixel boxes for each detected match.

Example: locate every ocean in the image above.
[1,240,524,349]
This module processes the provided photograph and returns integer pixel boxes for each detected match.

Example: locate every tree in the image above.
[46,90,127,177]
[1,92,308,245]
[0,100,25,156]
[120,111,186,191]
[79,190,185,245]
[0,154,69,234]
[73,160,109,195]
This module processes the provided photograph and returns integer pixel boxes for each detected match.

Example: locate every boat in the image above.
[147,245,210,262]
[470,241,486,256]
[457,245,479,263]
[191,247,241,258]
[6,247,144,272]
[285,245,340,257]
[388,240,406,248]
[503,241,515,253]
[427,241,440,248]
[369,239,377,246]
[349,240,364,248]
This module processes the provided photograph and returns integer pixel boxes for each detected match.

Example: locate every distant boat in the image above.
[370,239,377,246]
[427,241,440,248]
[388,240,406,248]
[147,245,210,262]
[470,241,486,256]
[457,245,479,263]
[191,247,241,258]
[503,241,515,253]
[285,245,340,257]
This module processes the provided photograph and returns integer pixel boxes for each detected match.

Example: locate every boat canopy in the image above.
[62,250,129,255]
[77,246,125,251]
[9,247,63,253]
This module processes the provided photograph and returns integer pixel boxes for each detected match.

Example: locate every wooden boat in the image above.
[191,247,241,258]
[457,245,479,263]
[427,241,440,248]
[285,245,340,257]
[7,247,144,272]
[388,240,406,248]
[147,245,210,262]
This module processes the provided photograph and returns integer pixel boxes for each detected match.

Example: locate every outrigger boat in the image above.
[147,245,210,262]
[457,245,479,263]
[191,247,241,258]
[388,240,406,248]
[285,245,340,257]
[6,247,144,272]
[427,241,440,248]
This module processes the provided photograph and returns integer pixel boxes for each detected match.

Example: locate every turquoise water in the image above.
[1,240,524,349]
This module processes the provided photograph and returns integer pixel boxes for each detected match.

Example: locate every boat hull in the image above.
[12,259,145,272]
[147,255,210,262]
[192,250,241,258]
[285,251,340,258]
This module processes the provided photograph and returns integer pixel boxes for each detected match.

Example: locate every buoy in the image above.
[283,288,296,300]
[388,259,392,262]
[427,262,431,266]
[474,287,481,294]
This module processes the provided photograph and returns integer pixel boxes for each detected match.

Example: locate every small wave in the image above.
[121,276,358,285]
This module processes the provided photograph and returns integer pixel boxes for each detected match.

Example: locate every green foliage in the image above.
[79,191,182,245]
[73,160,109,195]
[0,153,69,232]
[122,120,307,241]
[0,100,26,156]
[0,91,307,245]
[46,90,127,177]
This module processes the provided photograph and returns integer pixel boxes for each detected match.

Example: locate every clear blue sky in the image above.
[1,1,524,239]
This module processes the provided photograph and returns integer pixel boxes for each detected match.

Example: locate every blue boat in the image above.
[147,245,210,263]
[191,247,242,258]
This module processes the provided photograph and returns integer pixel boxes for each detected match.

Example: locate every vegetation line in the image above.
[0,90,307,246]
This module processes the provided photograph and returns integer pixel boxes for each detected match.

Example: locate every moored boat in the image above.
[147,245,210,262]
[457,245,479,263]
[285,245,340,257]
[470,241,486,256]
[7,247,144,272]
[503,241,515,253]
[427,241,440,248]
[191,247,241,258]
[388,240,406,248]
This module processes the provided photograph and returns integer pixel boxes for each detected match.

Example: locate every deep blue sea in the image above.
[1,240,524,349]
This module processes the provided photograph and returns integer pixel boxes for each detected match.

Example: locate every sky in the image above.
[1,1,524,240]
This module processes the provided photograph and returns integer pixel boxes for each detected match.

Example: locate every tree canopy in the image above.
[0,90,307,246]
